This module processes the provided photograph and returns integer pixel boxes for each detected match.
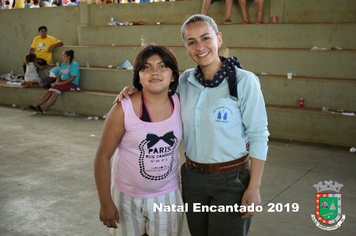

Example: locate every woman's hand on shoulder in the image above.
[113,86,138,105]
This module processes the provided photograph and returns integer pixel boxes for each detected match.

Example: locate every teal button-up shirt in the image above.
[178,67,269,163]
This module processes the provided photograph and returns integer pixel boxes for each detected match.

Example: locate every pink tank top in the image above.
[112,94,182,198]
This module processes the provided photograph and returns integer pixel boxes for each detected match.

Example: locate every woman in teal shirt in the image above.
[29,50,80,114]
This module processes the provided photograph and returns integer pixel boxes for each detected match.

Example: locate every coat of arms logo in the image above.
[311,180,346,230]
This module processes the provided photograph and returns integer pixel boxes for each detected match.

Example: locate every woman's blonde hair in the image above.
[181,14,219,45]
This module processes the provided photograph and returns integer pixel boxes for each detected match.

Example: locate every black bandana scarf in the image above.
[195,56,243,99]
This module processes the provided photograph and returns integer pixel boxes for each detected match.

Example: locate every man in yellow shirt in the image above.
[12,0,25,8]
[23,26,64,73]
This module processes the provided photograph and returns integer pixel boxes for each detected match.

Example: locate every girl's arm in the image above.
[94,103,125,228]
[34,61,47,70]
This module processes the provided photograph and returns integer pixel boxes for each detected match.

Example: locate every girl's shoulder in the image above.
[129,92,141,106]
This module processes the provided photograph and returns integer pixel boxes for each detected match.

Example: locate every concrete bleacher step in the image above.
[78,23,356,49]
[1,81,354,147]
[0,81,117,117]
[35,66,356,112]
[86,0,356,26]
[87,0,270,26]
[2,0,355,147]
[41,66,356,112]
[53,45,356,79]
[267,105,356,147]
[78,67,132,93]
[259,75,356,111]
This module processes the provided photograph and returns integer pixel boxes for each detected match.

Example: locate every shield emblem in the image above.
[315,193,342,224]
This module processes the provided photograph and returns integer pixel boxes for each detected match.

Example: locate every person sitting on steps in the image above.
[29,50,79,114]
[23,53,46,88]
[201,0,264,24]
[24,26,63,73]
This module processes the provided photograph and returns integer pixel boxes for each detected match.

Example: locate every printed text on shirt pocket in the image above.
[209,98,241,128]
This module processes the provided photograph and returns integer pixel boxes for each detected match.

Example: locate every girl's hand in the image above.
[113,86,138,104]
[99,201,120,228]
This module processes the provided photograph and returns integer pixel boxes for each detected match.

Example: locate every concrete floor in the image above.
[0,106,355,236]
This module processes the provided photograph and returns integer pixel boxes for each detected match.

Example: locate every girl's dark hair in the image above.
[181,14,219,45]
[133,44,179,96]
[64,50,74,63]
[25,53,36,64]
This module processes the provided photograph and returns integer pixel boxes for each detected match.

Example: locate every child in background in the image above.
[94,45,183,236]
[4,0,11,9]
[30,0,39,7]
[65,0,76,5]
[23,53,46,88]
[26,0,32,8]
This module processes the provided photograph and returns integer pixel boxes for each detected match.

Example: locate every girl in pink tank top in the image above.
[94,45,183,235]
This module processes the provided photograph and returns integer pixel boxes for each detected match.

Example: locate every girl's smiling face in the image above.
[139,54,174,95]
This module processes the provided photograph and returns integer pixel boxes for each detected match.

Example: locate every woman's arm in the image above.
[238,71,269,218]
[241,158,265,218]
[113,86,138,104]
[94,103,125,228]
[55,75,75,86]
[50,75,62,88]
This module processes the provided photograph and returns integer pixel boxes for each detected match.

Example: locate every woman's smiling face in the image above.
[183,21,222,69]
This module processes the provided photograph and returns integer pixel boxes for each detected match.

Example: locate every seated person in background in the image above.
[24,26,63,72]
[39,0,51,7]
[26,0,32,8]
[65,0,76,6]
[52,0,63,6]
[12,0,25,9]
[201,0,234,24]
[238,0,264,24]
[23,53,46,88]
[4,0,12,9]
[29,50,80,114]
[30,0,40,7]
